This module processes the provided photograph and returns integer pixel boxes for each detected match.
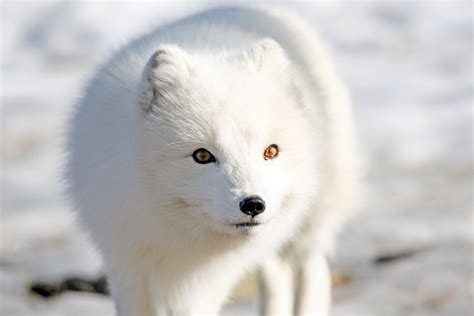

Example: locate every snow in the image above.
[1,1,472,315]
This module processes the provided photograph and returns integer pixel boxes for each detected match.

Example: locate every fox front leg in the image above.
[295,252,331,316]
[259,254,295,316]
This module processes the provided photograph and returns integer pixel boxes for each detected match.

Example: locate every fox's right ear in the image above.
[139,45,190,114]
[247,39,290,73]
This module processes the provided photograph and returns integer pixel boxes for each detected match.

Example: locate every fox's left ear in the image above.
[247,38,290,72]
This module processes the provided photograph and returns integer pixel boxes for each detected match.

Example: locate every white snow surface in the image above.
[1,1,472,315]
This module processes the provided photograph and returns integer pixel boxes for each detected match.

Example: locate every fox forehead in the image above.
[154,68,295,141]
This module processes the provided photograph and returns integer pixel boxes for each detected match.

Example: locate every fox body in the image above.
[66,6,357,316]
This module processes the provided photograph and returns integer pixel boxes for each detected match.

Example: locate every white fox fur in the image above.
[66,6,357,316]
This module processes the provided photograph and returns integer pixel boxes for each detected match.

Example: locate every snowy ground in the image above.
[1,1,472,315]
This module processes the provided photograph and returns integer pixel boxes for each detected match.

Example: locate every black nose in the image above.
[239,195,266,217]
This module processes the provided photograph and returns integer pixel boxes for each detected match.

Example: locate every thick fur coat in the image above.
[66,6,357,316]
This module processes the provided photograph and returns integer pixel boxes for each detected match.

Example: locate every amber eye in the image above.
[263,144,279,160]
[192,148,216,164]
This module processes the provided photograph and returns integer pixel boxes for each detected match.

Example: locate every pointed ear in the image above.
[139,45,190,114]
[247,38,290,72]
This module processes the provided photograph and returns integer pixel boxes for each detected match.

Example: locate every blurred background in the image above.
[1,1,472,315]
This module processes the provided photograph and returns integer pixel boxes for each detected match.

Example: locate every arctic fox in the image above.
[66,5,357,316]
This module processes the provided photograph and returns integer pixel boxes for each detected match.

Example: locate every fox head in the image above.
[138,39,319,237]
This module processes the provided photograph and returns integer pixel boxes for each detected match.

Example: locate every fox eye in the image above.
[192,148,216,164]
[263,144,279,160]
